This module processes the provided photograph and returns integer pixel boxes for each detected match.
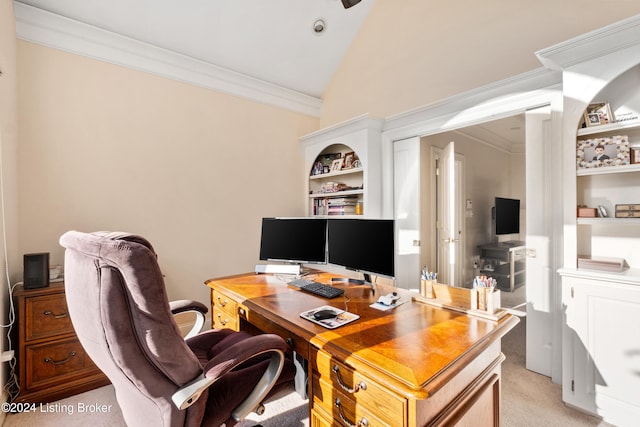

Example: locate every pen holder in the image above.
[420,279,436,299]
[478,288,501,314]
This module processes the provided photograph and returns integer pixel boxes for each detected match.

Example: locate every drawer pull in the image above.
[332,364,367,393]
[43,310,68,319]
[216,296,228,307]
[44,351,76,365]
[216,314,228,326]
[334,398,368,427]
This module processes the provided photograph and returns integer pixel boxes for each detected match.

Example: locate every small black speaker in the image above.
[24,253,50,290]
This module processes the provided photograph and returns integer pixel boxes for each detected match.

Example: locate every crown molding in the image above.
[382,67,562,140]
[14,2,322,117]
[299,113,383,146]
[536,13,640,70]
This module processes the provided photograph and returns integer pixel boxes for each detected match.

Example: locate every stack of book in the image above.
[327,197,358,215]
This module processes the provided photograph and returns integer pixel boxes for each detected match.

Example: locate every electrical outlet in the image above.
[1,350,14,362]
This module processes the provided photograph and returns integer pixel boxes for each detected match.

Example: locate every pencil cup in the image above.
[420,279,436,299]
[485,289,501,314]
[477,288,487,311]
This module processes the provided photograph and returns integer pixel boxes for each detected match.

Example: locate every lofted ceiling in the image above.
[15,0,375,99]
[13,0,524,148]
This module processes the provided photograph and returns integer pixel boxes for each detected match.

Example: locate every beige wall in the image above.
[321,0,640,127]
[17,41,318,302]
[0,0,19,410]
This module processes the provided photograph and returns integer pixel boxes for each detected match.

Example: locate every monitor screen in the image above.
[259,218,327,264]
[327,219,395,278]
[494,197,520,235]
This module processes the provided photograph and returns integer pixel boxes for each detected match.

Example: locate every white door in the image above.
[525,105,553,376]
[393,137,421,290]
[436,142,464,286]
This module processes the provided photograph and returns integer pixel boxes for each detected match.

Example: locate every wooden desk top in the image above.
[205,271,518,399]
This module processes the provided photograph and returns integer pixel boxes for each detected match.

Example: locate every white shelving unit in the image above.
[300,115,383,218]
[308,147,364,216]
[561,64,640,426]
[576,119,640,231]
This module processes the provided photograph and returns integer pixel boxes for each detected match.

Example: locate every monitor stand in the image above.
[330,274,375,295]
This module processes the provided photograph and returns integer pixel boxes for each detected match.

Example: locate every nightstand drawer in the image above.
[25,337,100,390]
[25,293,74,341]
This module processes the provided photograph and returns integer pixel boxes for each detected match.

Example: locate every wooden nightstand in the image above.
[13,282,109,403]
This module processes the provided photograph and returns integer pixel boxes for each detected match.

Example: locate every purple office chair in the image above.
[60,231,295,426]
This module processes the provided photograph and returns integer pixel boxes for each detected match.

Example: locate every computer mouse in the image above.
[313,309,338,320]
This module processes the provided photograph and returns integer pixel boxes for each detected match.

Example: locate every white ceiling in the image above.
[15,0,375,99]
[13,0,524,148]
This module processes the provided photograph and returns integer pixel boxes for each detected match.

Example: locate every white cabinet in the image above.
[560,70,640,425]
[560,270,640,427]
[300,115,383,218]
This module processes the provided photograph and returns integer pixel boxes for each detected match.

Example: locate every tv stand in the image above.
[478,241,526,292]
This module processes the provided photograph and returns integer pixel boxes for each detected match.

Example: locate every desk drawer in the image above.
[311,348,405,426]
[25,293,74,341]
[25,337,100,390]
[212,290,237,317]
[312,374,393,427]
[213,310,238,330]
[212,290,238,330]
[247,313,308,358]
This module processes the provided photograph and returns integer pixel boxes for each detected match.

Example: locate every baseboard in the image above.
[0,391,8,426]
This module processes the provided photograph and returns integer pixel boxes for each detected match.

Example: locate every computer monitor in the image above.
[259,218,327,264]
[494,197,520,235]
[327,218,395,280]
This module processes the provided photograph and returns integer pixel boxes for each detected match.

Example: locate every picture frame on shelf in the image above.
[631,146,640,164]
[319,152,342,168]
[311,161,324,176]
[576,135,630,169]
[343,151,355,169]
[331,158,343,172]
[583,102,613,127]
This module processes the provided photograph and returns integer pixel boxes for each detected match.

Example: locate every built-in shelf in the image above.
[309,167,362,180]
[577,163,640,176]
[577,119,640,136]
[309,189,364,199]
[577,217,640,225]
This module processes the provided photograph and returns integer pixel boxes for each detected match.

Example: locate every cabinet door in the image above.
[564,278,640,426]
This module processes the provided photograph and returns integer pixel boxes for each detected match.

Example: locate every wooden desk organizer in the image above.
[413,282,507,321]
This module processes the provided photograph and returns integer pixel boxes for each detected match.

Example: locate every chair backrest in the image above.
[60,231,206,426]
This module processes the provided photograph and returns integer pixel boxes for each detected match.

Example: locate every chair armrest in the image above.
[171,333,286,415]
[169,299,208,315]
[170,300,208,339]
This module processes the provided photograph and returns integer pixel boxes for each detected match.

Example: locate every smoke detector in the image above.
[312,18,326,35]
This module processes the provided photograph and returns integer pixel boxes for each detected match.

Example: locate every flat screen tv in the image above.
[259,218,327,264]
[327,218,395,280]
[494,197,520,235]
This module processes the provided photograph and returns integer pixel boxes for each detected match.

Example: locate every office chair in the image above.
[60,231,295,427]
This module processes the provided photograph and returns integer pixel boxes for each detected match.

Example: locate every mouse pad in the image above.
[300,305,360,329]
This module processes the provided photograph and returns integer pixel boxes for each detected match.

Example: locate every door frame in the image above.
[381,69,564,383]
[431,145,466,287]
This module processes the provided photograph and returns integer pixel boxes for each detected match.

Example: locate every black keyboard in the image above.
[289,278,345,299]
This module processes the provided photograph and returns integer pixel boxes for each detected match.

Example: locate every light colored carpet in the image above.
[2,302,616,426]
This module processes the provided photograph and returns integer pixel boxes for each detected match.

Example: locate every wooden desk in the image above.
[205,271,518,427]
